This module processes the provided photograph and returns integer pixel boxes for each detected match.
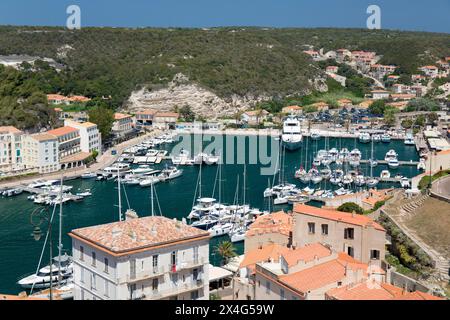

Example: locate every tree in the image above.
[179,105,195,122]
[88,106,114,139]
[215,241,237,266]
[406,98,440,112]
[426,112,439,125]
[414,114,426,127]
[383,107,398,126]
[368,99,386,115]
[401,119,413,129]
[337,202,364,214]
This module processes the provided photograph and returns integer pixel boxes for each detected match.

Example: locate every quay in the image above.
[359,159,419,166]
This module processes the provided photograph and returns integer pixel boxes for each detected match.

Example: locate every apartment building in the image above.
[336,49,352,62]
[153,112,179,130]
[69,214,210,300]
[292,204,386,266]
[244,211,293,253]
[371,90,390,100]
[113,113,134,137]
[251,243,382,300]
[22,133,59,174]
[135,109,158,127]
[419,65,439,78]
[0,126,23,172]
[64,120,102,156]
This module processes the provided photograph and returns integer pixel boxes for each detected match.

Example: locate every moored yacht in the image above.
[281,115,303,151]
[359,132,371,143]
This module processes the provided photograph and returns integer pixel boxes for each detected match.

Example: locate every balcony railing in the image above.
[120,265,166,284]
[168,257,205,273]
[147,279,204,300]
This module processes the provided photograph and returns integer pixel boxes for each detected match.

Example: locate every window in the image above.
[91,252,96,267]
[104,258,109,273]
[193,246,199,264]
[371,250,380,260]
[152,255,158,272]
[193,268,199,281]
[130,284,136,300]
[321,224,328,235]
[104,280,109,297]
[308,222,315,234]
[91,274,96,290]
[347,246,354,258]
[344,228,354,240]
[130,259,136,279]
[191,290,199,300]
[280,289,285,300]
[171,251,177,267]
[152,278,159,291]
[80,289,85,300]
[80,267,85,283]
[266,281,271,294]
[79,246,84,261]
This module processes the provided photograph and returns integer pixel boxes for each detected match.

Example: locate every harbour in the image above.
[0,132,422,295]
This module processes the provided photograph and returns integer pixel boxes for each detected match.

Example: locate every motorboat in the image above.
[191,216,219,230]
[2,188,23,197]
[132,165,154,175]
[18,254,73,289]
[204,154,220,165]
[295,167,307,179]
[342,174,353,185]
[273,194,289,205]
[171,149,191,165]
[366,177,379,188]
[417,158,426,170]
[384,150,398,162]
[388,158,400,169]
[281,115,303,151]
[404,133,415,145]
[139,176,160,187]
[380,170,391,179]
[354,175,366,187]
[208,223,234,237]
[229,227,247,243]
[158,166,183,181]
[350,149,362,158]
[381,133,391,143]
[299,173,311,184]
[81,172,96,179]
[320,168,331,180]
[310,132,321,140]
[372,134,381,143]
[188,198,219,220]
[359,132,371,143]
[400,177,410,188]
[76,189,92,197]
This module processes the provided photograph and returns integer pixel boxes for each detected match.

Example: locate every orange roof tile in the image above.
[154,112,180,118]
[31,133,58,142]
[136,109,158,115]
[240,243,289,268]
[281,243,332,267]
[114,113,132,120]
[47,126,79,137]
[278,253,368,294]
[246,211,293,238]
[69,216,210,256]
[293,204,385,231]
[0,126,22,134]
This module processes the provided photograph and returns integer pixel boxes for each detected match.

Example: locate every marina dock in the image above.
[359,159,419,166]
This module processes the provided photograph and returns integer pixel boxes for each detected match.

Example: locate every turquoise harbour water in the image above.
[0,134,419,294]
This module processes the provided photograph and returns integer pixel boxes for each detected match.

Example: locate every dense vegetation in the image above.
[378,213,433,278]
[0,26,449,130]
[337,202,364,214]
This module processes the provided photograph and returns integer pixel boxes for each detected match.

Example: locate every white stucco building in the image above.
[113,113,133,137]
[0,126,23,173]
[69,214,210,300]
[22,133,59,174]
[64,120,102,156]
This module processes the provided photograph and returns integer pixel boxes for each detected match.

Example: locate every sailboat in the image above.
[18,177,73,293]
[366,140,379,188]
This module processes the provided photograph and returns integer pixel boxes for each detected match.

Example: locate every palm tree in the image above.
[215,241,237,266]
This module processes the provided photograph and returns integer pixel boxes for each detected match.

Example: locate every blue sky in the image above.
[0,0,448,33]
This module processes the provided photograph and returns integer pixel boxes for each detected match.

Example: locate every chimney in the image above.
[125,209,139,220]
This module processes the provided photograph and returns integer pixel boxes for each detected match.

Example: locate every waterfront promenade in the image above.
[0,129,162,189]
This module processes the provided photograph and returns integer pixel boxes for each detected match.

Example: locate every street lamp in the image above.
[30,208,54,301]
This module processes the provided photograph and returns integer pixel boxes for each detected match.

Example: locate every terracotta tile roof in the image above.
[31,133,58,142]
[60,152,91,163]
[136,109,158,115]
[281,243,332,267]
[67,95,91,102]
[154,112,179,118]
[326,282,444,300]
[47,94,67,101]
[240,243,289,268]
[279,253,368,294]
[420,65,438,70]
[47,126,79,137]
[114,113,132,120]
[437,149,450,155]
[293,204,385,231]
[69,216,210,255]
[0,126,22,134]
[246,211,293,238]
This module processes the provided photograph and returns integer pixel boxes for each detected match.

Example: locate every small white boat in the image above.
[400,177,410,188]
[388,158,399,169]
[372,134,381,142]
[404,134,415,145]
[366,178,379,188]
[208,223,234,237]
[381,134,391,143]
[81,172,96,179]
[342,174,353,185]
[273,195,289,205]
[380,170,391,179]
[359,132,371,143]
[384,150,398,162]
[132,165,153,175]
[310,132,321,140]
[139,176,160,187]
[230,227,247,243]
[158,166,183,181]
[417,158,426,170]
[76,189,92,197]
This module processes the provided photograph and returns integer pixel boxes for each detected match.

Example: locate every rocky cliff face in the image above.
[125,73,325,118]
[125,74,271,119]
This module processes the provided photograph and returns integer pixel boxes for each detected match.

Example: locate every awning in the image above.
[209,264,233,282]
[221,255,244,273]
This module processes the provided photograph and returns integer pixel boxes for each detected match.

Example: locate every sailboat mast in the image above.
[117,168,122,221]
[199,161,202,198]
[151,181,155,216]
[58,175,63,286]
[243,164,246,206]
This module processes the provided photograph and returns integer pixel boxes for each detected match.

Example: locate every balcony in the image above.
[120,265,166,284]
[168,257,206,273]
[147,279,205,300]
